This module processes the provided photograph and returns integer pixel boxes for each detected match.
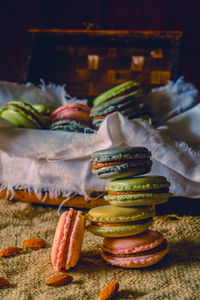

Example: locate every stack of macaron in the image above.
[87,146,170,268]
[0,100,49,129]
[90,81,149,128]
[49,102,94,133]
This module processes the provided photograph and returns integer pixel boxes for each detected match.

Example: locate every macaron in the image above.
[91,89,148,128]
[86,205,155,237]
[0,100,47,129]
[50,119,95,134]
[101,229,169,268]
[91,147,152,180]
[51,208,85,271]
[92,80,140,107]
[49,103,91,125]
[91,80,149,128]
[104,176,170,206]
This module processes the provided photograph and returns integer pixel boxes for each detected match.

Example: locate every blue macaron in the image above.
[91,147,152,180]
[49,119,95,133]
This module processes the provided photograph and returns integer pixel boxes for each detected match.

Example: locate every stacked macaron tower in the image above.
[87,147,170,268]
[90,81,149,129]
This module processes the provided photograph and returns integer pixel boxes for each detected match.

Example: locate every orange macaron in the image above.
[51,208,85,271]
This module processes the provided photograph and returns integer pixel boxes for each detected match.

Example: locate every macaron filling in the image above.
[91,217,153,227]
[92,158,152,170]
[108,187,169,195]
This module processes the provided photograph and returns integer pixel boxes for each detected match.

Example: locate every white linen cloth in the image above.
[0,78,200,200]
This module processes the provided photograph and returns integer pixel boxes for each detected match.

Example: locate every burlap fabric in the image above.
[0,199,200,300]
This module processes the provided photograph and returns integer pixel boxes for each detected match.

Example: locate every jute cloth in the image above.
[0,199,200,300]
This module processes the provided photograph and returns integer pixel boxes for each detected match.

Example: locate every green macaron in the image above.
[93,80,140,107]
[86,205,155,237]
[32,104,52,116]
[0,100,47,129]
[104,176,170,206]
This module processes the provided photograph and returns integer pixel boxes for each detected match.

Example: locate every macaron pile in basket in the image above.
[87,146,170,268]
[0,80,151,133]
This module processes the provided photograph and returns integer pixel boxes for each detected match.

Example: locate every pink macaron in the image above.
[49,103,91,125]
[51,208,85,271]
[101,229,169,268]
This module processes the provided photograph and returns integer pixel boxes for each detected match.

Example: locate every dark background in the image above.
[0,0,200,90]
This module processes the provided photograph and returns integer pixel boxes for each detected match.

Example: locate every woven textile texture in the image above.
[0,199,200,300]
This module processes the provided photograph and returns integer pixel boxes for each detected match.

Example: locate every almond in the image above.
[99,281,119,300]
[45,274,73,287]
[0,277,10,288]
[0,247,22,257]
[23,238,46,250]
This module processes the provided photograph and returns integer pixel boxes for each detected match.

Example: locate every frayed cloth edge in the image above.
[0,183,84,202]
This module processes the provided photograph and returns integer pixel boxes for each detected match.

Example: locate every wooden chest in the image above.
[23,29,182,103]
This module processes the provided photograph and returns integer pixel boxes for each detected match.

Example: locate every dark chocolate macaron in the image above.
[91,147,152,180]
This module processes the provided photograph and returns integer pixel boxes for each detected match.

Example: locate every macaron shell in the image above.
[51,210,71,271]
[92,164,152,180]
[102,230,164,254]
[51,209,85,271]
[91,147,151,162]
[93,80,140,107]
[86,205,155,223]
[50,119,95,133]
[101,241,169,268]
[106,176,170,192]
[86,217,153,237]
[65,211,86,270]
[104,193,169,206]
[90,90,142,117]
[50,103,91,125]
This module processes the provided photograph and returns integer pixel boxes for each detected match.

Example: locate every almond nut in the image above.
[99,281,119,300]
[0,277,10,288]
[0,247,22,257]
[45,274,73,287]
[23,238,46,250]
